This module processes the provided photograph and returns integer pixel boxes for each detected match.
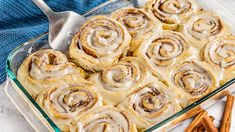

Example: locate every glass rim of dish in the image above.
[6,33,60,131]
[5,0,235,131]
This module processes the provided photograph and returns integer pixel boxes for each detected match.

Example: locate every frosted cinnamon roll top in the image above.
[29,50,73,80]
[182,11,230,48]
[69,15,131,72]
[89,57,154,105]
[37,85,101,118]
[100,57,148,91]
[111,7,161,52]
[118,82,181,129]
[134,30,189,78]
[17,49,85,97]
[203,36,235,69]
[203,35,235,84]
[70,106,137,132]
[170,60,217,106]
[146,0,199,29]
[36,83,103,131]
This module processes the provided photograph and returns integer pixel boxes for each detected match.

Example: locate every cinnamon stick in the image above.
[184,110,207,132]
[172,107,203,126]
[192,127,198,132]
[209,116,215,121]
[220,94,234,132]
[202,116,218,132]
[197,124,204,132]
[197,116,215,132]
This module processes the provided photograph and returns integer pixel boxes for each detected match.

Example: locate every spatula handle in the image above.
[32,0,55,19]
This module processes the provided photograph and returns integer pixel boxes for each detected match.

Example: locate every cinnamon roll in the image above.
[117,82,181,129]
[89,57,156,106]
[202,35,235,84]
[181,11,230,49]
[36,83,102,131]
[111,7,161,52]
[170,60,217,106]
[134,30,190,79]
[70,106,137,132]
[17,49,85,98]
[69,15,131,72]
[145,0,199,30]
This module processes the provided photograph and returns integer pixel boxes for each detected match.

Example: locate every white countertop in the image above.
[0,82,33,132]
[0,0,235,131]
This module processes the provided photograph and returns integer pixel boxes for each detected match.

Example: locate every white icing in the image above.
[29,51,74,80]
[100,58,143,91]
[130,83,176,123]
[79,107,130,132]
[151,0,198,24]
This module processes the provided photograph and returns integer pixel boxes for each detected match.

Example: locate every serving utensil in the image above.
[32,0,85,52]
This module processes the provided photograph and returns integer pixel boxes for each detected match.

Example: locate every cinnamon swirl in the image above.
[69,15,131,72]
[111,7,161,52]
[181,11,230,49]
[134,30,190,79]
[118,82,181,129]
[17,49,85,98]
[202,35,235,84]
[169,60,217,106]
[89,57,156,106]
[36,83,102,131]
[145,0,199,30]
[70,106,137,132]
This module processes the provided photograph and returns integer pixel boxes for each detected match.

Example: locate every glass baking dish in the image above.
[5,0,235,131]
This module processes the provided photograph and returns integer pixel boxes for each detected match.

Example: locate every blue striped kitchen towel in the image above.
[0,0,107,84]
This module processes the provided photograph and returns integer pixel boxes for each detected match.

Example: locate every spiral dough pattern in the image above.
[148,0,198,24]
[111,7,161,52]
[129,83,178,123]
[100,57,147,91]
[112,8,156,36]
[29,50,73,80]
[172,61,216,97]
[203,36,235,69]
[17,49,85,98]
[182,11,229,48]
[69,15,131,71]
[71,106,136,132]
[36,85,101,119]
[146,31,188,67]
[134,30,189,79]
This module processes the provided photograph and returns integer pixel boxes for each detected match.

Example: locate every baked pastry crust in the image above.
[181,11,230,49]
[69,15,131,72]
[168,60,218,107]
[89,57,158,106]
[17,49,85,98]
[70,106,137,132]
[36,82,102,131]
[111,7,161,53]
[202,35,235,84]
[145,0,199,30]
[134,30,190,80]
[117,82,181,130]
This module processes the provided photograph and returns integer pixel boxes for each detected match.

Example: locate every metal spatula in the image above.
[32,0,86,52]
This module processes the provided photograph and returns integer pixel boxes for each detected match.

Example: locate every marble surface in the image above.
[0,0,235,131]
[0,82,33,132]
